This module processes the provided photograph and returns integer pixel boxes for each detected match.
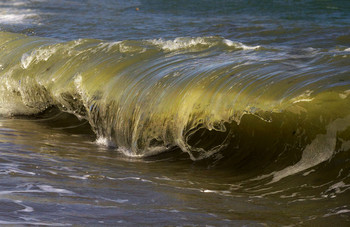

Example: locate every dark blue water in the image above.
[2,0,349,47]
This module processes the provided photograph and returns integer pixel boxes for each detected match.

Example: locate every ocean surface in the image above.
[0,0,350,225]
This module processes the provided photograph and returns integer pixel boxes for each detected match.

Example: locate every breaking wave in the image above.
[0,31,350,183]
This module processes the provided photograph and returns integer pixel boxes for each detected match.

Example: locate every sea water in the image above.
[0,0,349,225]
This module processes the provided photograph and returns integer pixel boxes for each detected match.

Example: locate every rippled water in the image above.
[1,113,348,226]
[0,0,350,225]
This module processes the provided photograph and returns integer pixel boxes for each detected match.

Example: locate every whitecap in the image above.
[150,37,211,51]
[0,12,37,25]
[223,39,260,50]
[149,36,260,51]
[0,1,39,26]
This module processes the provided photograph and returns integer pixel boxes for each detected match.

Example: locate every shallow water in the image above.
[1,113,349,226]
[0,0,350,225]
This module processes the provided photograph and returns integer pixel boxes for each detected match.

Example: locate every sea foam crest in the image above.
[21,47,57,69]
[149,37,260,51]
[150,37,212,51]
[97,41,122,52]
[223,39,260,50]
[96,40,146,53]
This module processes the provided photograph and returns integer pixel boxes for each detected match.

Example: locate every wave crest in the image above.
[0,32,349,173]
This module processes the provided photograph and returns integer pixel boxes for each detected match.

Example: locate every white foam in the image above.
[292,98,314,104]
[111,176,152,183]
[69,174,90,180]
[344,48,350,52]
[291,90,314,104]
[223,39,260,50]
[0,184,74,197]
[46,170,58,175]
[335,209,350,214]
[21,47,57,69]
[323,209,350,217]
[202,189,216,193]
[150,37,210,51]
[270,115,350,183]
[117,146,168,158]
[325,181,350,195]
[96,40,146,54]
[280,192,298,198]
[37,185,74,194]
[21,53,32,69]
[302,169,315,176]
[200,189,231,196]
[97,41,122,52]
[95,137,169,158]
[339,89,350,99]
[104,198,129,204]
[0,164,36,176]
[0,4,38,25]
[14,200,34,213]
[96,136,116,148]
[0,14,27,24]
[20,205,34,212]
[114,176,141,181]
[150,37,260,51]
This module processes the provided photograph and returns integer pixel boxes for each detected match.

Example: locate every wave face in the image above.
[0,31,350,181]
